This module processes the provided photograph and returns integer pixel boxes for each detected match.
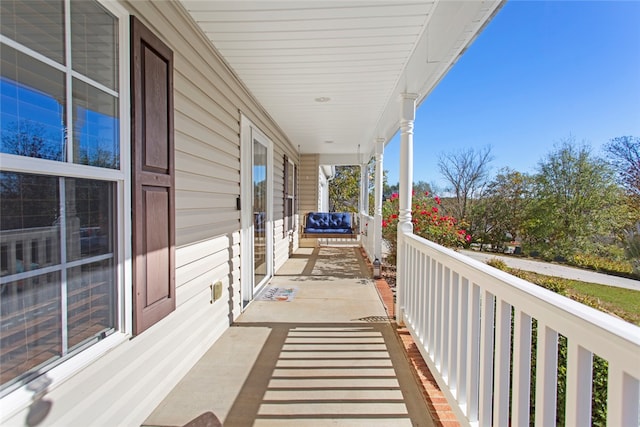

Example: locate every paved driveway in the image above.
[460,250,640,291]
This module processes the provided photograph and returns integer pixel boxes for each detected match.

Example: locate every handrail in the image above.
[398,231,640,426]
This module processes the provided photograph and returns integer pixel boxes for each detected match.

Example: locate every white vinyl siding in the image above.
[0,0,297,424]
[300,154,320,215]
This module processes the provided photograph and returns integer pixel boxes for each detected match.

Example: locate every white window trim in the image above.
[286,157,295,234]
[239,114,273,305]
[0,0,132,414]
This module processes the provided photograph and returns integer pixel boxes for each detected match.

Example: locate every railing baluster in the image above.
[417,251,425,343]
[512,310,532,426]
[414,247,420,327]
[422,253,430,349]
[466,282,481,422]
[406,246,414,325]
[535,325,558,427]
[606,366,640,427]
[8,239,17,274]
[565,342,593,426]
[435,261,444,371]
[442,266,451,382]
[494,299,512,426]
[428,256,436,356]
[457,277,469,406]
[448,271,459,393]
[479,290,495,426]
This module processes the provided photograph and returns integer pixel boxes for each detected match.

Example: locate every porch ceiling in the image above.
[180,1,503,161]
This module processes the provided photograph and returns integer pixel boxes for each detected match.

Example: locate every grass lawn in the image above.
[566,281,640,326]
[498,266,640,326]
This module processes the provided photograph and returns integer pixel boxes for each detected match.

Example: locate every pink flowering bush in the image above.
[382,191,470,263]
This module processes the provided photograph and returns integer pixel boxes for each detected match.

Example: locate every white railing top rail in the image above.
[403,232,640,372]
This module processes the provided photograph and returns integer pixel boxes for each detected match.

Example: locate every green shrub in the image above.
[508,269,568,294]
[382,191,469,264]
[624,234,640,275]
[486,258,508,271]
[569,253,634,276]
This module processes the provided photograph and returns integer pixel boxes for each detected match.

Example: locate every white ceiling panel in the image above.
[180,0,504,160]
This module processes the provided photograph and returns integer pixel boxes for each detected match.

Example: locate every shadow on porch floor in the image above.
[142,246,434,427]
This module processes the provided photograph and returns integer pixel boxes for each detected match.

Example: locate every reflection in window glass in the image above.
[0,172,116,392]
[67,260,116,350]
[0,172,60,234]
[1,0,122,394]
[71,0,118,91]
[253,139,267,287]
[0,272,62,386]
[66,178,115,261]
[72,78,119,169]
[0,45,66,161]
[0,0,65,65]
[1,173,62,388]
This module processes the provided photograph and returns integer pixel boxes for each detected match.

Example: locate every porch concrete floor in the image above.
[142,246,434,427]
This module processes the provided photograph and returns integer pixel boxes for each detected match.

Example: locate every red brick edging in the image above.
[374,277,460,427]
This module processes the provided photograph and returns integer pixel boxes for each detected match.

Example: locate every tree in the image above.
[522,138,624,259]
[604,136,640,197]
[412,180,433,197]
[1,120,62,161]
[383,176,398,200]
[0,172,59,231]
[604,136,640,270]
[328,165,360,212]
[473,169,533,251]
[437,146,493,222]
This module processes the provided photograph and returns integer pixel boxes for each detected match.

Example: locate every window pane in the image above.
[0,173,117,392]
[1,44,66,161]
[65,178,115,261]
[287,163,295,196]
[0,172,63,390]
[72,78,119,169]
[67,259,116,350]
[71,0,118,91]
[253,140,267,286]
[0,0,65,64]
[0,172,61,262]
[0,272,62,389]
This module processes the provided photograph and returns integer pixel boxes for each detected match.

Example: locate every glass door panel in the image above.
[253,138,267,287]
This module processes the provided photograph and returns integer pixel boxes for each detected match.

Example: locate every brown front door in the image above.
[130,16,175,334]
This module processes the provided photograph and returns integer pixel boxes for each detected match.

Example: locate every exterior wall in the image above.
[272,145,299,272]
[299,154,320,215]
[1,1,297,425]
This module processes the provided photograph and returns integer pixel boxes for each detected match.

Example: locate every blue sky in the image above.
[384,0,640,191]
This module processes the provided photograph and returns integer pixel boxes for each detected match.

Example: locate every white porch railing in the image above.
[0,226,60,276]
[398,232,640,426]
[360,213,374,261]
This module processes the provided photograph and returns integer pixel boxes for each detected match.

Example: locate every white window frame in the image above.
[0,0,132,410]
[285,157,296,234]
[240,114,273,305]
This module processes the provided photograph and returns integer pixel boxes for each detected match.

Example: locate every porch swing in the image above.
[301,211,359,239]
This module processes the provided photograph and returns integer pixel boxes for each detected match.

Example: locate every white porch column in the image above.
[396,93,418,324]
[360,162,369,216]
[373,138,384,262]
